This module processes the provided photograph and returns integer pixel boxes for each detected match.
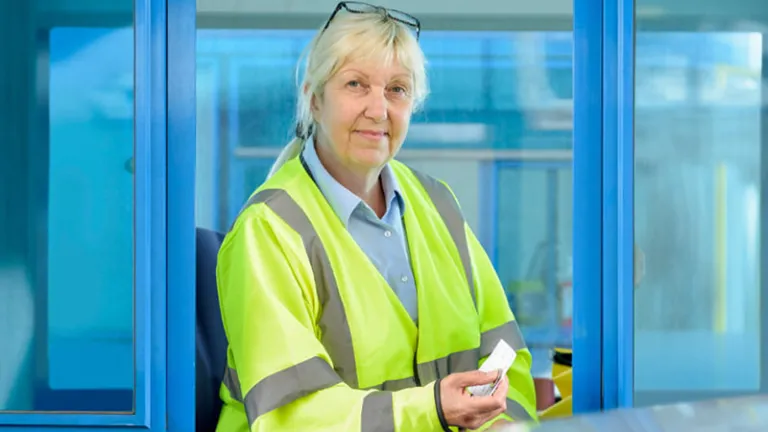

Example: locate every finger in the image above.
[490,380,509,414]
[478,393,508,416]
[463,394,507,430]
[474,405,505,424]
[471,380,509,416]
[453,370,499,387]
[492,376,509,399]
[465,393,507,414]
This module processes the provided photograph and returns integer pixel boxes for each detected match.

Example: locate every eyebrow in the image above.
[340,68,412,81]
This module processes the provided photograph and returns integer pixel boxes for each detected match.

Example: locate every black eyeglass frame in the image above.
[321,1,421,40]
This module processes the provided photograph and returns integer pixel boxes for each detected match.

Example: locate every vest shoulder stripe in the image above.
[236,188,360,389]
[406,168,476,309]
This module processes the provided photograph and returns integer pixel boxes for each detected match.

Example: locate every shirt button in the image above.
[401,275,409,283]
[384,230,392,237]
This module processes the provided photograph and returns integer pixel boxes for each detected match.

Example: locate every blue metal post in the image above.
[602,0,636,410]
[573,0,605,413]
[616,0,635,408]
[167,0,197,428]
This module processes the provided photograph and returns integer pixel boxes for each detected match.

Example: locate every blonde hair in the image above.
[267,9,428,177]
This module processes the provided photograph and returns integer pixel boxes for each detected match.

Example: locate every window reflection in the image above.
[634,30,764,405]
[494,164,573,379]
[0,24,134,412]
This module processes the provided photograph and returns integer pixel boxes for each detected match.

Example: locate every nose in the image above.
[364,88,388,122]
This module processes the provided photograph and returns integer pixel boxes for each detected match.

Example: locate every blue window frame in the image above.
[606,0,636,410]
[0,0,158,426]
[166,0,198,427]
[0,0,196,429]
[572,0,635,413]
[572,0,606,414]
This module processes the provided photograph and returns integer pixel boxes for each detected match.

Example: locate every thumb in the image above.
[453,369,499,387]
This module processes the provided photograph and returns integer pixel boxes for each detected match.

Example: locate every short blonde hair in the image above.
[268,9,428,177]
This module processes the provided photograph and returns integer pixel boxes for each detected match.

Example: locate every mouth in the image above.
[355,130,388,140]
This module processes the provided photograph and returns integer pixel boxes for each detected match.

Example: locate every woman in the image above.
[216,2,537,431]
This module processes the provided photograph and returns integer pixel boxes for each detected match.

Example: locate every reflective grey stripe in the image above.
[506,398,534,422]
[417,348,479,384]
[361,392,395,432]
[245,189,359,388]
[239,356,342,425]
[480,321,527,358]
[418,323,526,383]
[408,168,476,309]
[375,348,478,391]
[223,366,243,402]
[368,376,418,391]
[433,348,480,376]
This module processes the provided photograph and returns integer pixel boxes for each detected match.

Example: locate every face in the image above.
[311,57,414,174]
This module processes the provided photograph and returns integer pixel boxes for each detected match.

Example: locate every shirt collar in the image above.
[301,139,405,226]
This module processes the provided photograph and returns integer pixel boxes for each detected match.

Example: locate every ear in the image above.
[310,93,319,113]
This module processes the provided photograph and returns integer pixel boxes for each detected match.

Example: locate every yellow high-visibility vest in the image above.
[216,157,537,431]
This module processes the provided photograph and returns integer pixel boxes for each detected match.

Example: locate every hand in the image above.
[439,370,509,430]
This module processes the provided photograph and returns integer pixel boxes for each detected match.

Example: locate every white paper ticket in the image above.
[467,339,517,397]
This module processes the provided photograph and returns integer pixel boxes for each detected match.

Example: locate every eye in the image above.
[388,85,411,98]
[346,80,362,88]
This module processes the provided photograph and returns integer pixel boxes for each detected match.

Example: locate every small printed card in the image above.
[467,340,517,397]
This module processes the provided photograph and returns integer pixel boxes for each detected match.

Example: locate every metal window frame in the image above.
[573,0,635,413]
[0,0,197,428]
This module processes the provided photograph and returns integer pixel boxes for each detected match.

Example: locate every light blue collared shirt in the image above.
[302,141,418,322]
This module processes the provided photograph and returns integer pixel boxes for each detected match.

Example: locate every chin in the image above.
[351,148,390,169]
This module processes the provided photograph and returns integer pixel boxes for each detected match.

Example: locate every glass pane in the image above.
[634,5,765,405]
[493,164,572,380]
[196,1,573,415]
[0,0,134,412]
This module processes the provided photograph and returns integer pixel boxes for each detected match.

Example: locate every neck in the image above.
[314,140,387,217]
